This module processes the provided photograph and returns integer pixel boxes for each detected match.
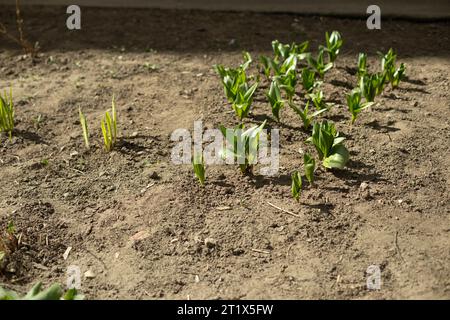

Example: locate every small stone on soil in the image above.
[204,237,217,248]
[84,270,96,279]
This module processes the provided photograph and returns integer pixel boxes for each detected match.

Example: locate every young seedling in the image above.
[259,55,276,78]
[219,120,266,175]
[78,107,89,149]
[272,40,309,63]
[380,48,396,76]
[390,63,406,89]
[0,282,84,300]
[232,82,258,121]
[288,101,326,131]
[307,121,349,169]
[380,48,406,89]
[301,68,321,94]
[346,88,374,124]
[323,31,343,63]
[308,90,328,111]
[192,152,206,186]
[307,49,333,79]
[291,171,302,201]
[101,95,118,152]
[357,53,367,81]
[0,88,14,141]
[359,73,386,102]
[266,81,284,121]
[214,52,252,103]
[303,153,316,184]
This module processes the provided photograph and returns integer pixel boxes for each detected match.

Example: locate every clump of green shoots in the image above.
[288,101,326,131]
[381,49,406,89]
[192,152,206,186]
[307,121,349,169]
[101,95,118,152]
[300,68,321,94]
[78,107,89,149]
[274,55,298,103]
[260,40,308,79]
[214,52,258,120]
[303,153,316,184]
[232,82,258,121]
[359,73,386,102]
[272,40,309,63]
[0,88,14,140]
[266,81,284,121]
[307,48,333,79]
[389,63,406,89]
[322,31,343,63]
[0,282,84,300]
[291,171,302,201]
[347,88,374,124]
[219,120,266,175]
[308,89,328,111]
[357,53,367,81]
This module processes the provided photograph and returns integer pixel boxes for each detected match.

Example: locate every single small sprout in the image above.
[6,221,15,235]
[307,48,333,79]
[303,153,316,185]
[347,88,374,124]
[289,101,326,131]
[301,68,320,94]
[79,107,89,149]
[40,159,49,166]
[192,153,206,186]
[291,171,302,201]
[308,90,328,111]
[266,80,284,121]
[0,88,14,141]
[101,95,118,152]
[357,53,367,81]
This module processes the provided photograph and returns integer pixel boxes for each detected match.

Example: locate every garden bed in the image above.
[0,6,449,299]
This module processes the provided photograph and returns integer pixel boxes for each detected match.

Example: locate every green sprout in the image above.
[219,120,266,175]
[359,73,386,102]
[347,88,374,124]
[0,88,14,141]
[303,153,316,185]
[289,101,326,131]
[259,55,276,78]
[323,31,343,63]
[357,52,367,81]
[301,68,321,94]
[0,282,84,300]
[390,63,406,89]
[266,80,284,121]
[307,48,333,79]
[308,90,328,111]
[272,40,309,63]
[291,171,302,201]
[101,95,118,152]
[232,82,258,121]
[192,152,206,186]
[380,48,406,88]
[307,121,349,169]
[214,51,252,103]
[79,107,89,149]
